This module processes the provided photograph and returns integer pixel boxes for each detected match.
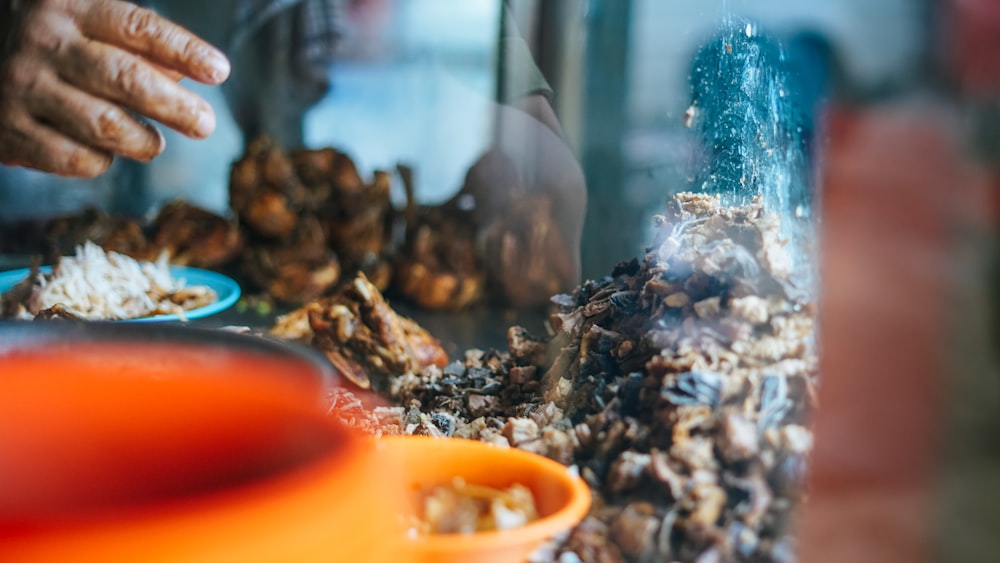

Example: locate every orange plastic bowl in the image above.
[378,435,592,563]
[0,321,338,406]
[0,322,404,563]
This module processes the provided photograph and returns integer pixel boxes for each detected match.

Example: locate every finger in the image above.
[76,0,230,85]
[148,60,184,82]
[59,39,216,139]
[2,115,114,178]
[26,72,165,162]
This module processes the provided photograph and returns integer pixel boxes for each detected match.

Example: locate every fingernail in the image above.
[136,124,166,162]
[153,128,166,156]
[205,50,231,83]
[195,109,216,138]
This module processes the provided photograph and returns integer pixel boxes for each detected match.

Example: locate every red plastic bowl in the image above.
[0,322,404,563]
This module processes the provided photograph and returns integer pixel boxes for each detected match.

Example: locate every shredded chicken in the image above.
[3,242,216,321]
[414,478,540,534]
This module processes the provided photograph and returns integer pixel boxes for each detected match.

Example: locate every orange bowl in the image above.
[0,322,404,563]
[378,435,592,563]
[0,321,337,406]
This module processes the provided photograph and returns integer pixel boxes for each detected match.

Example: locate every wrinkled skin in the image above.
[0,0,230,177]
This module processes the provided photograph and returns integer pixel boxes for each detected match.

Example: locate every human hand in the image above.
[458,100,587,307]
[0,0,231,178]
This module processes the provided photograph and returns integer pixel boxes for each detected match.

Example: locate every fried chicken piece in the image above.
[43,208,149,260]
[291,146,364,211]
[392,166,486,310]
[393,221,485,310]
[43,208,113,257]
[241,243,341,305]
[291,146,393,289]
[98,219,151,259]
[269,302,317,343]
[322,168,394,290]
[230,136,301,239]
[244,188,298,239]
[231,137,400,301]
[306,273,449,391]
[267,259,341,304]
[452,148,577,308]
[322,165,388,257]
[240,213,336,295]
[147,200,243,268]
[480,194,575,308]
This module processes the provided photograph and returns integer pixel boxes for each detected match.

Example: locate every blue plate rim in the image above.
[0,265,241,323]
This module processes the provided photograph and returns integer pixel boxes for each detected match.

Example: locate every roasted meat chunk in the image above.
[240,215,340,304]
[147,200,243,268]
[43,208,150,261]
[23,201,240,271]
[305,273,449,391]
[479,193,576,308]
[320,164,393,290]
[230,135,302,240]
[229,136,401,302]
[393,166,486,310]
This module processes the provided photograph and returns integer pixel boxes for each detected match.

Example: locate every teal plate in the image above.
[0,266,241,323]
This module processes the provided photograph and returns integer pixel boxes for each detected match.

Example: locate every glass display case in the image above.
[0,1,998,562]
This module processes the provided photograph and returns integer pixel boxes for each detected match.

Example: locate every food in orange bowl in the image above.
[378,435,592,563]
[0,323,404,563]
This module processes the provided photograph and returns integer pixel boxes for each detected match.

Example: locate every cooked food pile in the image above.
[0,131,817,560]
[271,274,449,390]
[391,176,486,311]
[231,136,571,309]
[305,193,818,563]
[24,201,244,270]
[3,136,571,310]
[230,136,384,303]
[413,478,540,535]
[0,242,217,321]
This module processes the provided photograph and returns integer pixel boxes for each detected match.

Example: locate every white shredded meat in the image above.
[25,242,216,321]
[415,478,540,535]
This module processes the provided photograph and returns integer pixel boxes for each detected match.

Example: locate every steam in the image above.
[686,18,828,288]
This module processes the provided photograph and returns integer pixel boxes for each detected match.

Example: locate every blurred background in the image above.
[0,1,998,560]
[0,0,936,275]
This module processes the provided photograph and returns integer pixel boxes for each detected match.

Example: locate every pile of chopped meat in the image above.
[280,192,819,562]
